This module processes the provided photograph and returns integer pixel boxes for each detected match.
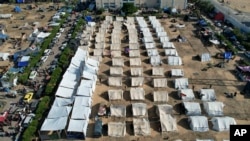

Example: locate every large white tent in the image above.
[162,42,175,49]
[165,49,178,56]
[108,89,123,100]
[108,77,123,87]
[110,105,126,117]
[112,58,124,66]
[131,77,144,86]
[200,53,211,62]
[133,118,151,136]
[79,79,96,92]
[108,122,126,137]
[132,103,148,117]
[47,106,72,118]
[168,56,182,65]
[175,78,189,89]
[55,86,75,98]
[40,117,68,131]
[71,104,91,120]
[52,97,73,107]
[110,67,123,76]
[67,119,88,139]
[150,55,162,66]
[129,43,139,50]
[130,58,142,66]
[211,117,236,131]
[76,83,93,97]
[156,104,173,115]
[160,36,169,43]
[145,42,155,49]
[171,69,184,77]
[129,50,141,57]
[111,50,121,57]
[131,67,143,76]
[203,101,224,116]
[188,116,209,132]
[130,87,145,100]
[199,89,216,101]
[147,49,159,56]
[152,67,164,76]
[74,96,92,107]
[153,91,168,102]
[178,89,195,101]
[153,78,167,88]
[183,102,201,116]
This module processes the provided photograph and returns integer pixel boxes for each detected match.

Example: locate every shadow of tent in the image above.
[104,60,112,66]
[167,80,175,89]
[145,92,153,102]
[144,69,152,76]
[126,121,134,136]
[126,104,133,117]
[177,118,190,130]
[168,91,179,100]
[90,103,101,118]
[100,91,109,101]
[123,90,130,101]
[86,123,95,138]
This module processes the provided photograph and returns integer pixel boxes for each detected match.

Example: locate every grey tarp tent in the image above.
[133,118,151,136]
[110,67,123,76]
[183,102,201,116]
[153,78,167,88]
[130,87,145,100]
[110,105,126,117]
[108,122,126,137]
[152,67,164,76]
[130,58,141,66]
[108,89,123,100]
[132,103,148,117]
[108,77,122,87]
[131,67,143,76]
[153,91,168,102]
[131,77,144,86]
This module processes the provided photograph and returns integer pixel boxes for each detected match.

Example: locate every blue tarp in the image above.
[224,52,232,59]
[85,16,92,22]
[18,61,29,67]
[9,67,24,73]
[14,6,21,13]
[0,34,8,40]
[16,0,24,3]
[197,19,208,27]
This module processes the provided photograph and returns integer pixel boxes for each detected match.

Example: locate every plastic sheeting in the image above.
[108,77,122,87]
[152,67,164,76]
[178,89,195,101]
[108,122,126,137]
[147,49,159,56]
[130,87,145,100]
[133,118,151,136]
[41,117,68,131]
[153,91,168,102]
[171,69,184,77]
[175,78,189,89]
[150,55,161,66]
[168,56,182,65]
[199,89,216,101]
[162,42,175,49]
[153,78,167,88]
[188,116,209,132]
[71,106,91,120]
[67,119,88,136]
[211,117,236,131]
[47,106,72,118]
[165,49,178,56]
[108,89,123,100]
[110,105,126,117]
[183,102,201,116]
[132,103,147,117]
[131,67,143,76]
[203,101,224,116]
[130,58,141,66]
[129,43,139,50]
[131,77,144,86]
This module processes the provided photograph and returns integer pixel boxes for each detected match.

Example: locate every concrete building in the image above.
[95,0,187,10]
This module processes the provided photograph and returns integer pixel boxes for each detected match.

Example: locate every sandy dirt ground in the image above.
[85,17,250,141]
[223,0,250,13]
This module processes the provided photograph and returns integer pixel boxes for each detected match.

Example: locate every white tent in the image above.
[79,79,96,92]
[160,36,169,43]
[199,89,216,101]
[109,77,122,87]
[178,89,195,101]
[110,105,126,117]
[200,53,211,62]
[165,49,178,56]
[129,43,139,50]
[142,36,154,43]
[171,69,184,77]
[41,117,68,131]
[183,102,201,116]
[147,49,159,56]
[145,42,155,49]
[89,56,102,62]
[108,89,123,100]
[156,104,173,116]
[110,67,123,76]
[129,50,141,57]
[155,27,165,32]
[133,118,151,136]
[112,58,124,66]
[157,32,167,37]
[203,101,224,116]
[111,50,121,57]
[162,42,175,49]
[168,56,182,65]
[131,77,144,86]
[76,85,93,97]
[131,67,143,76]
[93,49,103,56]
[153,78,167,88]
[47,106,72,118]
[110,43,121,50]
[188,116,209,132]
[55,86,75,98]
[52,97,73,107]
[175,78,189,89]
[82,70,97,81]
[74,96,92,107]
[95,42,105,49]
[152,67,164,76]
[159,114,177,132]
[153,91,168,102]
[71,106,91,120]
[67,119,88,138]
[0,53,10,61]
[150,55,162,66]
[211,117,236,131]
[130,58,141,66]
[130,87,145,100]
[132,103,148,117]
[108,122,126,137]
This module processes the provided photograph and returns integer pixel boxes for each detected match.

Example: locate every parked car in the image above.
[59,28,65,33]
[48,65,57,74]
[5,93,17,98]
[50,58,58,66]
[23,92,34,103]
[40,56,48,63]
[22,113,35,128]
[52,38,59,44]
[59,42,67,50]
[44,49,52,56]
[29,71,37,80]
[35,84,45,99]
[56,33,61,39]
[30,100,39,112]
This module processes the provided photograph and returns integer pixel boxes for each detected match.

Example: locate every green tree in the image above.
[121,3,138,15]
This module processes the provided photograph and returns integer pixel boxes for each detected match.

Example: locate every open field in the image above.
[224,0,250,13]
[84,17,250,141]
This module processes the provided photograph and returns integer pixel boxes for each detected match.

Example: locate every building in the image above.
[95,0,187,10]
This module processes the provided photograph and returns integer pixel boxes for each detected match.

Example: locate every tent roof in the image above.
[153,78,167,88]
[108,89,123,100]
[159,114,177,132]
[129,50,141,57]
[129,43,139,50]
[41,117,68,131]
[52,97,74,107]
[171,69,184,77]
[153,91,168,102]
[110,67,123,76]
[112,58,124,66]
[67,119,88,135]
[74,96,92,107]
[199,89,216,101]
[111,50,121,57]
[178,89,195,101]
[95,42,105,49]
[211,117,236,131]
[110,43,121,50]
[145,42,155,49]
[183,102,201,116]
[188,116,209,132]
[203,101,224,116]
[133,118,151,136]
[152,67,164,76]
[165,49,178,56]
[131,67,143,76]
[108,122,126,137]
[150,55,161,66]
[76,86,93,97]
[130,87,145,100]
[110,105,126,117]
[147,49,159,56]
[130,58,141,66]
[168,56,182,65]
[200,53,211,62]
[157,104,173,117]
[47,106,72,118]
[71,106,91,120]
[108,77,122,87]
[162,42,175,49]
[175,78,189,89]
[132,103,148,117]
[55,86,75,98]
[131,77,144,86]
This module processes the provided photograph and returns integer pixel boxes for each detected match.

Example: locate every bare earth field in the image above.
[86,17,250,141]
[224,0,250,13]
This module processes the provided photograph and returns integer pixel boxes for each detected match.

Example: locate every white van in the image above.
[22,113,35,128]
